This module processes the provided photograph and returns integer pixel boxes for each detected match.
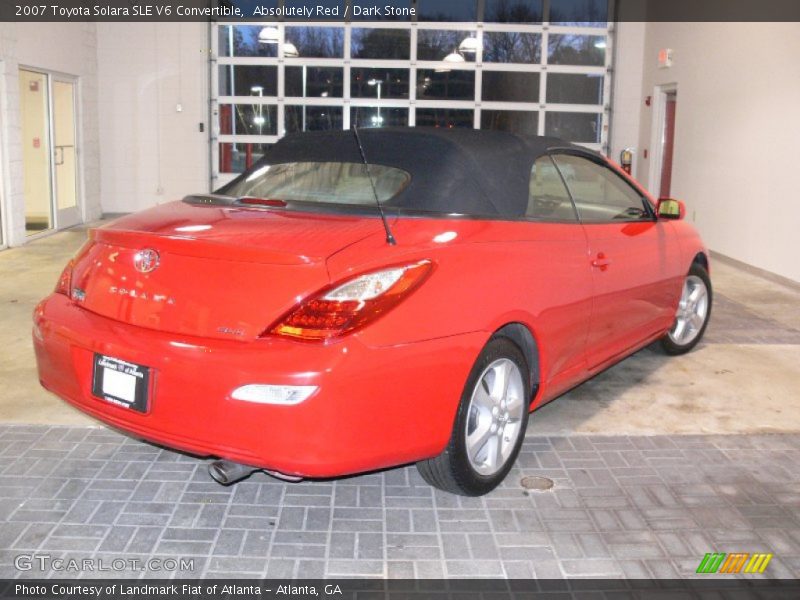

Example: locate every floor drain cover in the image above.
[520,476,554,491]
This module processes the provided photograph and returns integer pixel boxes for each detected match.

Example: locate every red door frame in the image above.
[659,93,677,198]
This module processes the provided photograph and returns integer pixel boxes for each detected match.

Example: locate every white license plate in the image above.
[92,354,150,413]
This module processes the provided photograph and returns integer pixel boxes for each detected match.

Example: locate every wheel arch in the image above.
[494,322,540,404]
[692,251,709,274]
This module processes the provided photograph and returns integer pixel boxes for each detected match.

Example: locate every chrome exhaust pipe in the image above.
[208,460,304,485]
[208,460,257,486]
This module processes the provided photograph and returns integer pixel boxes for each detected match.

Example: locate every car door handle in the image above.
[591,253,611,270]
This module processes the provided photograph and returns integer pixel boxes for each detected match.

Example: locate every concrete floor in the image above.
[1,225,799,434]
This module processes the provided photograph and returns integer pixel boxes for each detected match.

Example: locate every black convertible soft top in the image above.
[217,128,597,218]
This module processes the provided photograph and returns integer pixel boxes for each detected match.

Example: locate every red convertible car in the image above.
[33,128,711,495]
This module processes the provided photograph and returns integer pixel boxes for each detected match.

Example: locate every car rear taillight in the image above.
[267,260,433,341]
[54,261,74,297]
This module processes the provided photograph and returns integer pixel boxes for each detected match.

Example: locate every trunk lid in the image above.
[71,200,380,340]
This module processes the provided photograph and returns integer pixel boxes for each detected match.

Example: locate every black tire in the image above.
[660,263,712,355]
[416,336,531,496]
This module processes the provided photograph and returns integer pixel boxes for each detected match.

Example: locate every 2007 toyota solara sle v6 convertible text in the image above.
[33,128,712,496]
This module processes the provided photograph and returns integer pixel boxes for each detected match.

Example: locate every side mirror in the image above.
[657,198,685,220]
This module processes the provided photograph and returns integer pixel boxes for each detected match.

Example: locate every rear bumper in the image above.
[33,294,485,477]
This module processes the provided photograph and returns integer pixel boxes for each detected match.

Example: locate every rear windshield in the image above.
[222,162,410,205]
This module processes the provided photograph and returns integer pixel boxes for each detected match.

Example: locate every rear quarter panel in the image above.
[326,217,594,393]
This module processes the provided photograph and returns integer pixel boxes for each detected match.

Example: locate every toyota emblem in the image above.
[133,249,160,273]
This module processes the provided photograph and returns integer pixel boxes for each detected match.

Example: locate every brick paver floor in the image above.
[1,426,798,579]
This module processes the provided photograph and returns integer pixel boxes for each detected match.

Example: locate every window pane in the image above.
[545,112,601,143]
[528,156,577,221]
[285,67,344,98]
[416,108,474,128]
[552,154,648,222]
[483,0,543,22]
[284,27,344,59]
[225,162,410,205]
[218,25,278,58]
[417,30,478,62]
[417,69,475,101]
[219,65,277,97]
[483,32,541,63]
[219,104,278,136]
[351,107,408,128]
[351,28,410,60]
[219,142,270,174]
[549,0,608,26]
[417,0,477,21]
[546,73,604,104]
[351,68,410,99]
[482,71,540,102]
[548,34,606,66]
[285,106,343,133]
[481,110,539,135]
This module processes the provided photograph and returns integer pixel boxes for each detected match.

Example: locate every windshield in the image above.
[222,162,410,206]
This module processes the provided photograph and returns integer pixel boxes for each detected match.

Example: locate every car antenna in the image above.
[352,120,396,246]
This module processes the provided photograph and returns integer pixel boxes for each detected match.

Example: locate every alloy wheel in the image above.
[668,274,709,346]
[464,358,525,476]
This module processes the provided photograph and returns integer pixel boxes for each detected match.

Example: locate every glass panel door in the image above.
[52,77,80,229]
[19,69,80,236]
[20,69,53,235]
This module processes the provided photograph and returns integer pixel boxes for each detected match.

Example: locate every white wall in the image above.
[4,21,799,284]
[636,22,800,282]
[609,21,646,171]
[97,23,210,214]
[0,22,101,246]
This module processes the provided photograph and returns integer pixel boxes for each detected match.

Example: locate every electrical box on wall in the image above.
[658,48,674,69]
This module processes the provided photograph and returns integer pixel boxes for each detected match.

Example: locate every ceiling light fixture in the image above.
[458,36,481,54]
[436,50,466,73]
[282,42,299,57]
[258,26,280,44]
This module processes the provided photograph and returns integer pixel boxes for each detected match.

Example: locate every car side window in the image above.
[552,154,651,222]
[527,156,578,222]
